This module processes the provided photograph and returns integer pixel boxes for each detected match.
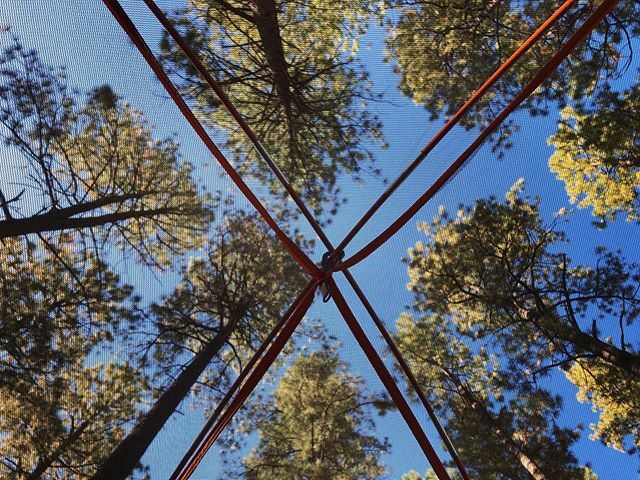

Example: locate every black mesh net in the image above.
[1,1,640,479]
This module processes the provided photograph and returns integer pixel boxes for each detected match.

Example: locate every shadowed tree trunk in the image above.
[442,364,550,480]
[251,0,305,144]
[253,0,293,107]
[526,307,640,379]
[91,323,234,480]
[569,328,640,378]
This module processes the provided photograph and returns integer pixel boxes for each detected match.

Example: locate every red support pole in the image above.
[176,282,318,480]
[332,0,576,257]
[142,0,334,252]
[99,1,622,479]
[327,278,451,480]
[101,0,323,280]
[342,270,471,480]
[169,279,317,480]
[339,0,621,270]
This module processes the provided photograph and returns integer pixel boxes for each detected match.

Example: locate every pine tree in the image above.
[0,237,145,478]
[159,0,384,216]
[395,311,589,479]
[404,181,640,454]
[236,349,389,480]
[384,0,640,150]
[0,37,213,268]
[549,82,640,224]
[92,213,308,480]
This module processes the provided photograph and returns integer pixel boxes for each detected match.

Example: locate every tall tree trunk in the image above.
[252,0,293,108]
[510,449,548,480]
[251,0,306,155]
[526,305,640,379]
[445,369,550,480]
[91,327,232,480]
[569,328,640,378]
[474,400,549,480]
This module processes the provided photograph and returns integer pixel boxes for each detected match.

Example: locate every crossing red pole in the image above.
[99,1,621,478]
[169,279,317,480]
[342,270,471,480]
[142,0,334,252]
[102,0,323,279]
[332,0,576,257]
[177,282,318,480]
[340,0,623,270]
[103,3,468,478]
[328,278,451,480]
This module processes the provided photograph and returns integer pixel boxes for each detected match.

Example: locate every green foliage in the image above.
[567,358,640,454]
[402,471,434,480]
[160,0,384,216]
[0,237,145,478]
[549,83,640,223]
[1,361,144,480]
[403,470,459,480]
[0,37,214,268]
[236,349,389,479]
[384,0,640,150]
[2,3,638,477]
[147,212,308,401]
[83,211,310,479]
[395,312,588,479]
[405,182,640,456]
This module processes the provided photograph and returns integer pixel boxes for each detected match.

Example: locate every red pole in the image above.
[177,282,318,479]
[328,278,451,480]
[342,270,471,480]
[340,0,623,270]
[101,0,323,279]
[142,0,334,252]
[169,279,317,480]
[332,0,576,257]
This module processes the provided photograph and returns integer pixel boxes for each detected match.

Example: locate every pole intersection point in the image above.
[319,250,345,302]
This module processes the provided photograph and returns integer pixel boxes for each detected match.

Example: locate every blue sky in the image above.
[2,1,640,478]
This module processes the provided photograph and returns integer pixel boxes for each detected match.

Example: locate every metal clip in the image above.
[319,250,345,302]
